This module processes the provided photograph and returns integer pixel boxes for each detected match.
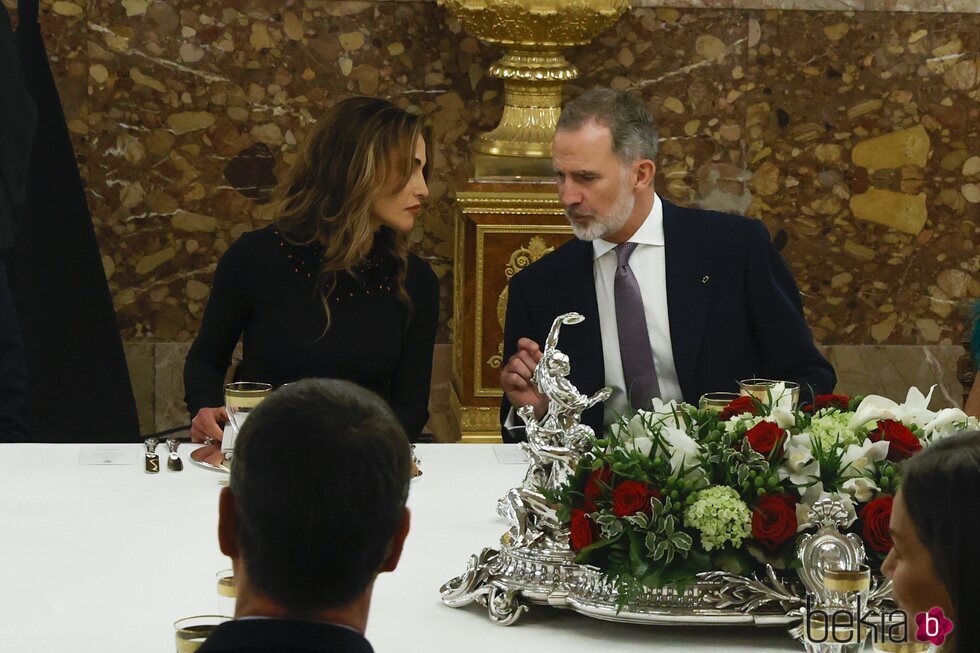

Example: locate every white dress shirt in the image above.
[504,193,682,433]
[593,193,682,424]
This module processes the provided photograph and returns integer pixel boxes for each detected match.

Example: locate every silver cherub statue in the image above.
[499,313,612,549]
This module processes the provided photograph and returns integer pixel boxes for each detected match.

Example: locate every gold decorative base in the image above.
[450,179,572,442]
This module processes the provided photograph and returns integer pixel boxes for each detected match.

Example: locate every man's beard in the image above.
[566,179,635,242]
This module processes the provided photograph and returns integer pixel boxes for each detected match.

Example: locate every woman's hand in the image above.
[190,406,227,443]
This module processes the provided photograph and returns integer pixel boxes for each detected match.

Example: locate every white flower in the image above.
[659,425,702,473]
[630,436,654,457]
[923,408,978,442]
[839,438,890,479]
[770,406,796,429]
[806,412,860,452]
[849,386,937,432]
[778,434,821,492]
[842,477,880,503]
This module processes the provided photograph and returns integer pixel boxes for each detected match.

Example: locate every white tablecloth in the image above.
[0,443,797,652]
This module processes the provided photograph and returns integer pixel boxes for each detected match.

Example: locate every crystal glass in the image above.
[699,392,741,413]
[216,568,236,617]
[738,378,799,410]
[223,382,272,454]
[802,564,871,653]
[216,569,236,598]
[174,615,230,653]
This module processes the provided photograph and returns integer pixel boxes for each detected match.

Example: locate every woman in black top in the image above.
[184,97,438,442]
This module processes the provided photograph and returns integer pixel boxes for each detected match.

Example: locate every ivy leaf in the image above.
[644,532,659,553]
[671,531,693,552]
[625,512,649,530]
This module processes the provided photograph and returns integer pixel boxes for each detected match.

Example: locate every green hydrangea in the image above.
[808,410,859,452]
[682,486,752,552]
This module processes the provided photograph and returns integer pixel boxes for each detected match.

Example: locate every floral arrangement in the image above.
[552,386,979,599]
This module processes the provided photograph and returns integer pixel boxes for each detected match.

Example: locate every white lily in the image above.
[840,438,890,479]
[658,425,702,474]
[849,385,936,431]
[769,406,796,429]
[842,477,880,503]
[778,434,821,493]
[924,408,979,442]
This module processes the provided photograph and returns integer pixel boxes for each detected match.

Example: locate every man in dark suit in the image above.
[200,379,412,653]
[500,89,835,442]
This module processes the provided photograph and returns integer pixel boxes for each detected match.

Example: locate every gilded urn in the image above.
[438,0,631,176]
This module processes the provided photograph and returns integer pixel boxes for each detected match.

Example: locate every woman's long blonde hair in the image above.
[272,97,430,330]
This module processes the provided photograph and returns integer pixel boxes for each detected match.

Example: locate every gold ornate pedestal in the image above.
[451,180,572,442]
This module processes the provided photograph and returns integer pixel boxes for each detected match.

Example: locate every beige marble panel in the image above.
[824,344,966,409]
[154,342,193,433]
[122,342,155,436]
[631,0,980,12]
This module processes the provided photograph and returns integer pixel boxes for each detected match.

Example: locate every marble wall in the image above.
[6,0,977,437]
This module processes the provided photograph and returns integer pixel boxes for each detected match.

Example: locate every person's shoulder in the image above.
[664,199,770,246]
[666,198,764,232]
[220,224,279,259]
[406,252,439,297]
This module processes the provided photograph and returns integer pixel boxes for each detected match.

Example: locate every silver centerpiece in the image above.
[440,312,893,641]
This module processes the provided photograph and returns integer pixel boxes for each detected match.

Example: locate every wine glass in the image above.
[698,392,741,414]
[738,378,800,410]
[223,382,272,456]
[173,615,230,653]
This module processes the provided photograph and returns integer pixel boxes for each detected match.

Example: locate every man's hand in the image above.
[190,406,227,443]
[500,338,549,420]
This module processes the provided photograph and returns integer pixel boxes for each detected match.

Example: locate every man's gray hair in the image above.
[556,88,659,164]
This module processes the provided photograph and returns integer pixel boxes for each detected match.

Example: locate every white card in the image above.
[78,446,136,465]
[492,444,530,465]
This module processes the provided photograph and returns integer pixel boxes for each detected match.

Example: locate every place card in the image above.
[493,445,530,465]
[78,446,136,465]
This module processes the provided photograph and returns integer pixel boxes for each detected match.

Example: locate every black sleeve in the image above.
[388,259,439,442]
[183,240,252,417]
[744,220,836,401]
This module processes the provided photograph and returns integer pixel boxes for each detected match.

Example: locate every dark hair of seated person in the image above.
[898,429,980,652]
[229,378,412,613]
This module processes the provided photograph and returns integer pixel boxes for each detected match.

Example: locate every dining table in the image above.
[0,442,800,652]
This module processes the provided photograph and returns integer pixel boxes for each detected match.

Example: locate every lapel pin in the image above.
[701,275,710,284]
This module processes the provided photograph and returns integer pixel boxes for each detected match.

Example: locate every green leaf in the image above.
[574,533,622,558]
[671,531,693,552]
[644,532,659,553]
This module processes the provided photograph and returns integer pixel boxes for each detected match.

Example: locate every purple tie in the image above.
[614,242,660,409]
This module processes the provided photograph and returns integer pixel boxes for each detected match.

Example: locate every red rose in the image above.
[720,395,759,420]
[570,509,596,551]
[860,495,894,554]
[745,421,786,458]
[612,480,661,517]
[814,394,850,411]
[582,466,613,511]
[752,494,798,551]
[868,420,922,461]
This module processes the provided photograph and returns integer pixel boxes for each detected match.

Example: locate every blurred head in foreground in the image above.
[218,378,412,630]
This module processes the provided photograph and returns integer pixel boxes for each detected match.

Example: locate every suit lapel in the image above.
[663,199,711,401]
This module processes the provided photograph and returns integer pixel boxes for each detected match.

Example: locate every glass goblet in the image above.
[174,615,230,653]
[223,382,272,455]
[699,392,741,414]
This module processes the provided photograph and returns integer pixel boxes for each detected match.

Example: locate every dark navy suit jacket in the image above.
[198,619,373,653]
[500,199,836,442]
